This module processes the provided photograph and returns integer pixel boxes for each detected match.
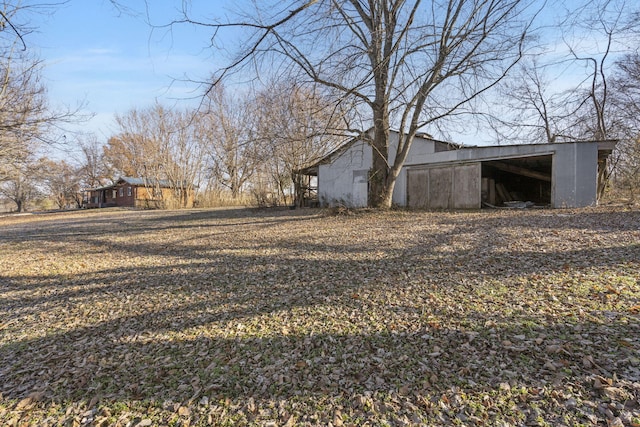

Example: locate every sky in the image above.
[29,0,230,145]
[23,0,633,154]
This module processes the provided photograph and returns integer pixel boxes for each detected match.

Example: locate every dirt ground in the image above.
[1,206,639,426]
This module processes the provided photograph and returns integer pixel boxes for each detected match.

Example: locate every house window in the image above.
[127,187,132,197]
[112,190,117,199]
[119,187,123,197]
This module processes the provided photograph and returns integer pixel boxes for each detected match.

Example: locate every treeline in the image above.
[1,83,347,212]
[2,1,640,212]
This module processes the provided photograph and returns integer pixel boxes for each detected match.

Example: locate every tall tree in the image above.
[0,153,39,212]
[0,1,79,175]
[76,134,111,189]
[105,105,168,181]
[162,108,207,208]
[202,86,259,199]
[484,0,636,199]
[173,0,539,207]
[254,82,345,204]
[486,58,578,144]
[551,0,631,198]
[105,103,206,208]
[37,158,83,209]
[609,52,640,199]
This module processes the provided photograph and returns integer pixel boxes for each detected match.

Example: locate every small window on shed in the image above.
[127,186,132,197]
[119,187,123,197]
[112,190,117,199]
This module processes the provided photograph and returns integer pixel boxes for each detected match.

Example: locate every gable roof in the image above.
[295,129,459,175]
[117,177,174,188]
[89,177,193,191]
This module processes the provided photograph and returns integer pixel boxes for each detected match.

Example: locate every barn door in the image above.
[427,167,453,209]
[453,164,481,209]
[407,169,429,208]
[407,163,481,209]
[352,170,368,207]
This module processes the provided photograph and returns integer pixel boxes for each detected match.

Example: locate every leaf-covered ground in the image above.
[0,206,639,426]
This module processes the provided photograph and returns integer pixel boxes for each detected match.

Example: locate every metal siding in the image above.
[352,170,369,207]
[575,144,598,206]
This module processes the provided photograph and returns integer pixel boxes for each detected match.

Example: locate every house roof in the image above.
[89,176,193,191]
[118,177,174,187]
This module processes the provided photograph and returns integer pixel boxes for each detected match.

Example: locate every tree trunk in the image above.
[368,111,391,208]
[597,157,609,201]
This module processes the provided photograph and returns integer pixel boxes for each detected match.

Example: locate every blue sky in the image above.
[26,0,631,150]
[30,0,227,141]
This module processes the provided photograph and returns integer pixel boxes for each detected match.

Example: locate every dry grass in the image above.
[0,206,639,426]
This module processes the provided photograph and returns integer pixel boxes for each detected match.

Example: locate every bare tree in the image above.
[162,108,207,208]
[102,135,139,179]
[609,52,640,199]
[0,1,81,175]
[484,0,636,200]
[612,53,640,118]
[105,104,171,185]
[560,0,635,199]
[486,58,580,144]
[0,152,39,212]
[0,52,46,159]
[37,158,83,208]
[202,86,259,199]
[76,134,111,189]
[170,0,539,207]
[254,82,345,204]
[105,103,206,208]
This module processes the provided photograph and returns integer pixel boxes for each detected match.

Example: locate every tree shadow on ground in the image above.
[0,207,321,245]
[1,298,638,425]
[0,207,639,425]
[445,208,640,232]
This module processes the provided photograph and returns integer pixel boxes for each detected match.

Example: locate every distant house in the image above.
[295,130,617,209]
[85,177,195,209]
